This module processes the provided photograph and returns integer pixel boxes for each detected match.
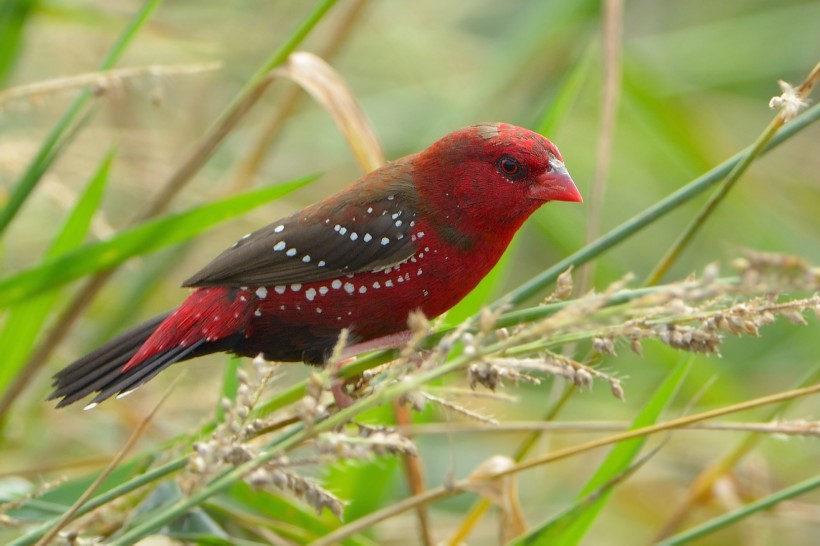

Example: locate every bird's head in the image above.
[413,123,582,238]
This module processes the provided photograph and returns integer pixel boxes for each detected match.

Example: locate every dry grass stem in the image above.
[0,63,221,109]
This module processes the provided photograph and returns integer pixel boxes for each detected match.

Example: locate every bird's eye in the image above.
[497,155,526,181]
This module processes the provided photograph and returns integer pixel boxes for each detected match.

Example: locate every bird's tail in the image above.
[49,312,183,409]
[49,287,254,409]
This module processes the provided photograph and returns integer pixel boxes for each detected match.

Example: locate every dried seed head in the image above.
[593,337,616,355]
[630,338,643,356]
[611,381,626,401]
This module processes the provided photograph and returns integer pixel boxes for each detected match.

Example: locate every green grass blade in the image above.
[514,356,692,545]
[0,149,114,391]
[657,473,820,546]
[0,0,163,234]
[0,176,315,308]
[0,0,38,84]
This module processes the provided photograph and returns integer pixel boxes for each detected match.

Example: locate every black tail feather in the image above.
[49,313,175,408]
[85,340,205,407]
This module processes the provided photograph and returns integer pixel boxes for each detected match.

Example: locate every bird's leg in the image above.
[329,357,356,410]
[340,330,414,359]
[330,330,416,409]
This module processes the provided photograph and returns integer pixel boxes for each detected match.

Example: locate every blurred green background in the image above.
[1,0,819,544]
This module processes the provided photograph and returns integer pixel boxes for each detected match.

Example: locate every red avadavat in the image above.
[50,123,582,409]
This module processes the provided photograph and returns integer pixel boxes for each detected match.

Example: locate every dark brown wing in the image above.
[182,192,419,288]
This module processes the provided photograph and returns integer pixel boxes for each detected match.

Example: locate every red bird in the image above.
[50,123,582,409]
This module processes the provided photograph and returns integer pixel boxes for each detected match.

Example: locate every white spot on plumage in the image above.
[274,285,286,294]
[339,226,348,235]
[344,282,355,294]
[116,389,136,400]
[381,237,390,245]
[417,268,423,275]
[359,285,367,294]
[418,231,425,238]
[291,283,302,291]
[318,260,326,267]
[302,255,311,263]
[392,212,400,220]
[363,233,372,242]
[387,195,395,200]
[255,309,262,317]
[334,224,341,232]
[83,402,98,411]
[367,207,373,213]
[240,296,247,302]
[385,280,394,287]
[280,305,286,310]
[316,308,323,314]
[306,288,317,301]
[410,220,416,227]
[274,225,285,233]
[373,281,381,289]
[256,287,268,299]
[395,220,403,227]
[350,232,358,241]
[397,275,404,283]
[286,248,297,257]
[332,279,342,289]
[319,286,329,295]
[423,289,429,297]
[273,241,286,251]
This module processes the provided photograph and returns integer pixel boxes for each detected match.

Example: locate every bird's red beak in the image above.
[531,158,583,203]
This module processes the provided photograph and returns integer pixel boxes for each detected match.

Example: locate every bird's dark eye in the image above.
[496,155,526,181]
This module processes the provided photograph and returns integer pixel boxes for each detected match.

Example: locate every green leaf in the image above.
[514,357,692,545]
[0,0,38,85]
[0,149,114,392]
[0,175,315,309]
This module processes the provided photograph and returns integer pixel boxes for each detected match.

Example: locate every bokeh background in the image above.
[1,0,819,544]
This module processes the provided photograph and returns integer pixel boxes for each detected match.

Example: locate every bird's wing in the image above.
[182,192,420,288]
